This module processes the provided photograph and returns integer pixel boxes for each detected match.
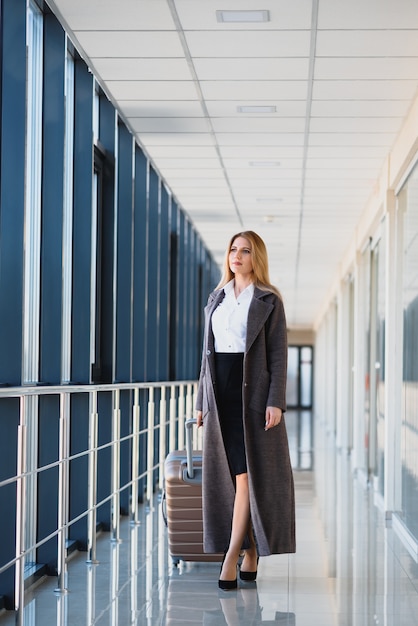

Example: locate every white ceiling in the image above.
[48,0,418,327]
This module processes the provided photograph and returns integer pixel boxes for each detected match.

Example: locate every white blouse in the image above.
[211,280,254,352]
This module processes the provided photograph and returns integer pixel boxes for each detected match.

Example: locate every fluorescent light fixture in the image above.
[249,161,281,167]
[216,10,270,23]
[237,105,276,113]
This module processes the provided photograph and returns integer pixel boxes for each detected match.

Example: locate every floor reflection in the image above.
[162,562,295,625]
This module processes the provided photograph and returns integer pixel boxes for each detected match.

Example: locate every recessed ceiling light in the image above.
[237,105,276,114]
[249,161,281,167]
[216,10,270,23]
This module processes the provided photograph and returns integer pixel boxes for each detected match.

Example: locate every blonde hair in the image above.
[216,230,281,298]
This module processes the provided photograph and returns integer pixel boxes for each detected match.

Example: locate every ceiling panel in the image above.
[309,117,402,133]
[201,81,308,100]
[75,31,184,57]
[53,0,176,29]
[105,80,198,100]
[122,101,203,118]
[317,0,418,29]
[316,30,418,57]
[130,118,210,132]
[311,100,409,117]
[48,0,418,327]
[312,79,418,100]
[139,133,214,146]
[91,58,192,80]
[184,30,311,57]
[308,133,396,146]
[212,118,306,133]
[193,58,310,81]
[315,57,418,80]
[216,134,306,146]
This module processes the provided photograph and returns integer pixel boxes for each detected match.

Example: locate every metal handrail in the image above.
[0,379,197,623]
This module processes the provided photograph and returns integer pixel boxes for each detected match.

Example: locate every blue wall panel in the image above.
[177,211,186,379]
[69,393,89,547]
[96,392,112,527]
[37,395,59,571]
[40,12,65,383]
[115,122,133,382]
[38,14,66,569]
[169,202,179,380]
[146,166,160,381]
[68,57,93,546]
[97,95,116,383]
[71,58,93,384]
[0,399,19,608]
[132,147,148,381]
[159,186,170,380]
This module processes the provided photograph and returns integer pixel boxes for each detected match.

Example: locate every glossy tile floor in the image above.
[1,412,418,625]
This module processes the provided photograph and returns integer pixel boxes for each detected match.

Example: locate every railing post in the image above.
[169,385,176,452]
[14,396,27,626]
[111,389,121,543]
[158,386,167,490]
[87,390,99,563]
[177,385,185,451]
[130,388,140,525]
[55,392,70,593]
[146,388,155,506]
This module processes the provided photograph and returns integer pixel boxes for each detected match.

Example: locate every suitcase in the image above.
[163,418,224,564]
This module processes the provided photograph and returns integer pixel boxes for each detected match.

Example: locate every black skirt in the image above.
[214,352,247,475]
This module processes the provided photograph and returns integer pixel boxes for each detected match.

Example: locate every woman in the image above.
[195,231,295,590]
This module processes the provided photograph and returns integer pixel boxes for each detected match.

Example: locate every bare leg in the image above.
[241,522,258,572]
[220,473,255,581]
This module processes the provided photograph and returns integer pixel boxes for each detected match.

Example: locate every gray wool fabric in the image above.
[195,286,296,556]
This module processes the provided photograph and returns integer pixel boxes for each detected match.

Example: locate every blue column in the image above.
[71,57,93,384]
[37,12,65,572]
[146,166,160,381]
[115,121,133,382]
[69,56,93,545]
[132,146,148,381]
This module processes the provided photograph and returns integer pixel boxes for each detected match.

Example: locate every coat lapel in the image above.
[246,288,274,353]
[204,289,225,383]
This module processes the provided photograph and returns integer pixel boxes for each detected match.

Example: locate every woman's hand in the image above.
[264,406,282,431]
[196,410,203,428]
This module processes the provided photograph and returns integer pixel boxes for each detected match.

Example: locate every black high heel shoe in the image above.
[218,553,238,590]
[239,556,259,582]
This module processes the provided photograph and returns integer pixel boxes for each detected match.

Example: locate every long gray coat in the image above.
[195,286,296,557]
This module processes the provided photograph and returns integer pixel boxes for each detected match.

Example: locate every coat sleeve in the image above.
[265,295,288,411]
[195,334,206,411]
[195,295,212,411]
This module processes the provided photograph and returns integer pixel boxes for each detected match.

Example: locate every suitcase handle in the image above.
[185,418,197,478]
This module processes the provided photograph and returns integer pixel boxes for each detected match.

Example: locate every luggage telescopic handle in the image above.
[185,418,196,479]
